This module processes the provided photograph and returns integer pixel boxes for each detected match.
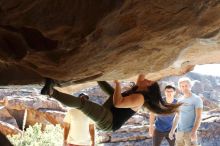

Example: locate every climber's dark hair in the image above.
[165,85,176,91]
[98,81,181,114]
[140,82,181,114]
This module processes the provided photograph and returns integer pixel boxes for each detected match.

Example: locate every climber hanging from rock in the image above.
[40,74,181,131]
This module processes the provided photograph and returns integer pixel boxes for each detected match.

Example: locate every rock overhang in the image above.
[0,0,220,85]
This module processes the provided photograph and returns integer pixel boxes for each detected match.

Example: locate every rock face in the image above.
[164,72,220,101]
[0,0,220,85]
[0,87,66,136]
[0,121,21,136]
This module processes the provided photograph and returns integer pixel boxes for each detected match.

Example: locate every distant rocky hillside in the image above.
[161,72,220,106]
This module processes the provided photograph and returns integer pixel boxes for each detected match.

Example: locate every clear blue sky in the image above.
[192,64,220,77]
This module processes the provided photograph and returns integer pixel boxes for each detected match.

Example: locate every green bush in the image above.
[8,123,63,146]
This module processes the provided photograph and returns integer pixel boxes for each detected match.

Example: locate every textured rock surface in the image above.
[0,121,21,136]
[0,107,18,127]
[0,86,66,132]
[0,0,220,85]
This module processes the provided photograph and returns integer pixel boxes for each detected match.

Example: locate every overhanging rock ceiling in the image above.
[0,0,220,85]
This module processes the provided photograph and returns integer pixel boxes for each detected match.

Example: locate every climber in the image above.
[40,74,181,131]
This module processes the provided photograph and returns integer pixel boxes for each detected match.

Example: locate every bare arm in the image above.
[63,122,70,143]
[190,108,202,141]
[89,124,95,146]
[149,112,155,127]
[113,80,144,108]
[192,108,202,131]
[136,74,145,84]
[171,112,179,132]
[169,112,179,139]
[192,108,202,133]
[113,80,122,106]
[149,112,155,136]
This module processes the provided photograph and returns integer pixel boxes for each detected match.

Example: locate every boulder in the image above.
[0,0,220,85]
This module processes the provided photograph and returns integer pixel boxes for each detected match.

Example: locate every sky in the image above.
[192,64,220,77]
